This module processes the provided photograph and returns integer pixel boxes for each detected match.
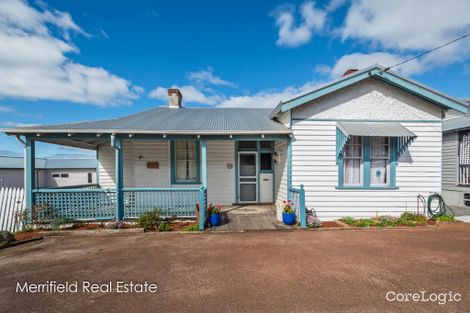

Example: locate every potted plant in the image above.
[209,204,222,227]
[282,200,296,225]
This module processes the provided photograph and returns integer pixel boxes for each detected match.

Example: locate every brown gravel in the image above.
[1,223,469,313]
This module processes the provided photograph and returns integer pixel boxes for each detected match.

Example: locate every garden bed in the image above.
[15,231,42,241]
[320,221,343,228]
[0,230,43,250]
[337,213,455,228]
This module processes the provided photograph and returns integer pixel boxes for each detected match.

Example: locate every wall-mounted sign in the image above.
[147,162,159,169]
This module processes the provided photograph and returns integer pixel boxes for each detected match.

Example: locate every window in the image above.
[172,141,199,183]
[370,137,390,186]
[87,173,93,184]
[343,137,363,186]
[339,136,396,189]
[260,141,273,150]
[260,153,273,171]
[459,131,470,185]
[60,173,69,178]
[238,141,257,150]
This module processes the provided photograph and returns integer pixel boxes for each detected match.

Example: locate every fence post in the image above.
[25,137,35,222]
[299,184,306,228]
[198,186,206,231]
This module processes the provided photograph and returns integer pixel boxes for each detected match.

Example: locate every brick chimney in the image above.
[168,88,182,108]
[342,69,359,77]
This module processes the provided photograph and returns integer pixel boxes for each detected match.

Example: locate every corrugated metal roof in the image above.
[0,156,96,169]
[3,108,291,135]
[443,115,470,132]
[337,122,416,137]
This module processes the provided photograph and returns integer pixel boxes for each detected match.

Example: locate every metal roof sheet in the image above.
[3,108,291,135]
[443,115,470,132]
[337,122,416,137]
[0,156,96,169]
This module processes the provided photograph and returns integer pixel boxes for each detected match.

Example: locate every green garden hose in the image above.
[427,193,455,218]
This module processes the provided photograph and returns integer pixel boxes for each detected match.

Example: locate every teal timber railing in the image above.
[33,188,116,220]
[288,184,307,228]
[32,187,205,222]
[123,188,200,219]
[198,186,207,231]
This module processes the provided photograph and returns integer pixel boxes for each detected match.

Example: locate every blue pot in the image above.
[282,212,296,225]
[210,213,221,226]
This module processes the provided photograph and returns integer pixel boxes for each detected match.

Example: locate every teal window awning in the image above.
[336,122,417,162]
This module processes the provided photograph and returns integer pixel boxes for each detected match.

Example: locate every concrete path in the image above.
[456,215,470,223]
[210,205,292,231]
[448,206,470,222]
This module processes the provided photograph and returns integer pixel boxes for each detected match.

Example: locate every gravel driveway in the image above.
[1,223,469,313]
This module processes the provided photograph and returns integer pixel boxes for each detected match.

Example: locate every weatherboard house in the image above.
[4,65,468,229]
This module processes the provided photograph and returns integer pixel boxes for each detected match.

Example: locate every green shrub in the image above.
[376,216,397,227]
[137,209,160,231]
[184,223,199,232]
[0,241,9,248]
[355,219,376,227]
[341,216,356,225]
[158,221,171,232]
[435,214,455,222]
[50,217,76,229]
[398,212,426,226]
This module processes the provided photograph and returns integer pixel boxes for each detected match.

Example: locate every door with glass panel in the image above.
[238,152,258,202]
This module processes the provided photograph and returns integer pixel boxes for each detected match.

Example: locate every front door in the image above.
[238,152,258,203]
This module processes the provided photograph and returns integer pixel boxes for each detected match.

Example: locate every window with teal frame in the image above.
[337,136,398,190]
[171,140,201,184]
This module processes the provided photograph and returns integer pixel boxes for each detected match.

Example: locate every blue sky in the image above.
[1,0,470,158]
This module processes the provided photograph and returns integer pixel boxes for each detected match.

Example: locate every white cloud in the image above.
[273,1,327,48]
[329,52,426,77]
[341,0,470,51]
[187,68,235,87]
[0,0,141,106]
[219,81,322,108]
[0,105,14,113]
[326,0,348,12]
[324,1,470,77]
[313,64,332,75]
[1,121,38,127]
[149,85,223,106]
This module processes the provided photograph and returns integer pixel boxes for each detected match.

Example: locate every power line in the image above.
[384,32,470,72]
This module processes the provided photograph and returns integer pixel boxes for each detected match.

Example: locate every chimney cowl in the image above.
[168,88,182,108]
[342,69,359,77]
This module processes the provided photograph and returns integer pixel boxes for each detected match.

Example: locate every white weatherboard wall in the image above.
[274,140,288,220]
[45,169,96,187]
[290,78,443,220]
[98,140,235,205]
[0,169,92,188]
[0,169,25,188]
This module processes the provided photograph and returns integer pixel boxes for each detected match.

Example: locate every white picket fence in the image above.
[0,188,25,232]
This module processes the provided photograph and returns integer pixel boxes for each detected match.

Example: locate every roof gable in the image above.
[274,65,468,117]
